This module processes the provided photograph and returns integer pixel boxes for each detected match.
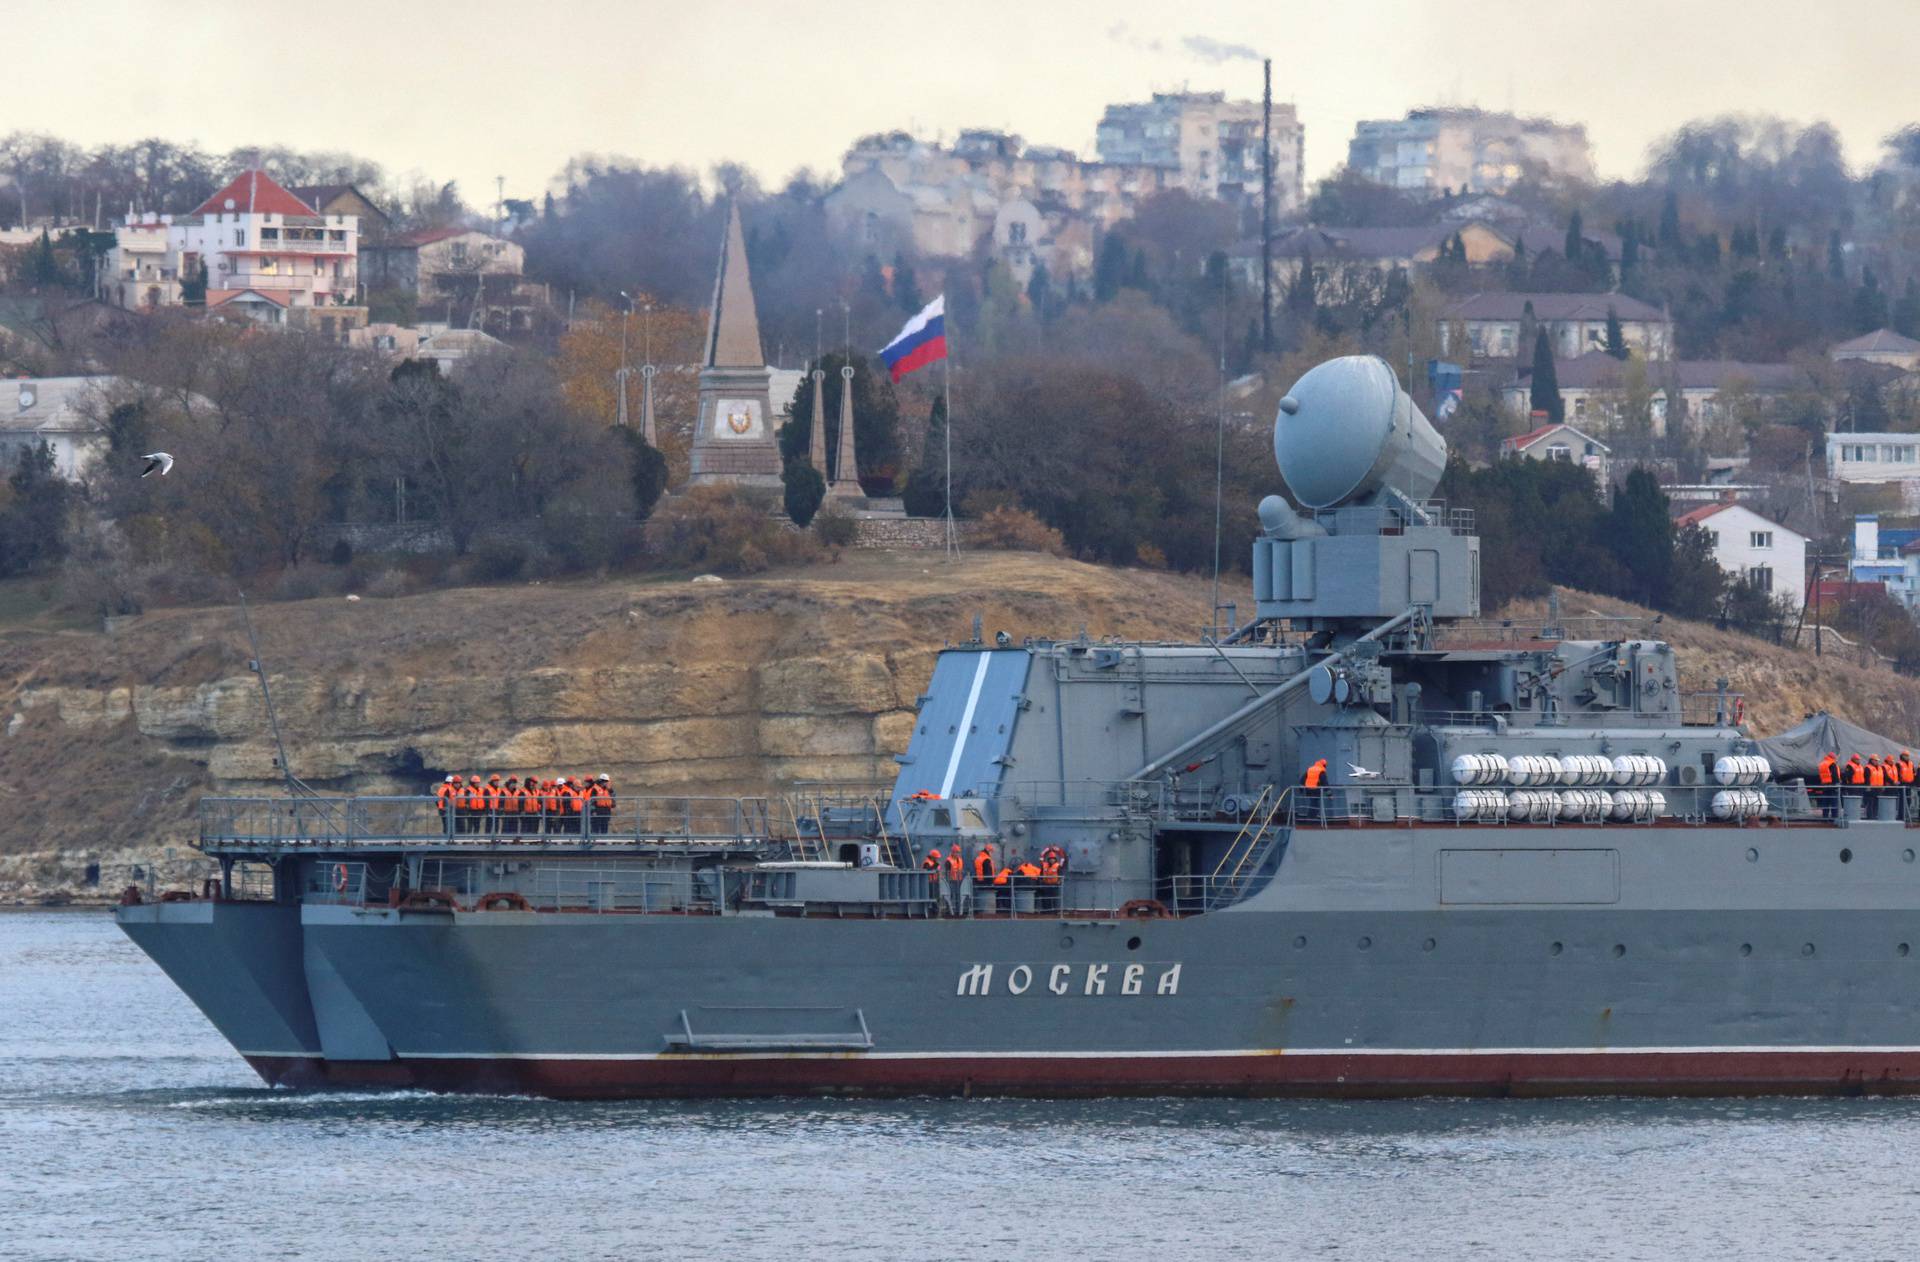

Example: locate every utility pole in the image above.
[1261,56,1273,356]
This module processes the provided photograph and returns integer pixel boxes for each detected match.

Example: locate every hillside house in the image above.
[1674,498,1806,610]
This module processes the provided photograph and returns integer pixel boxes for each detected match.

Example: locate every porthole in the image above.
[1357,936,1372,950]
[1549,941,1563,956]
[1421,938,1437,952]
[1293,935,1307,949]
[1801,943,1816,957]
[1739,943,1753,957]
[1745,848,1759,863]
[1059,935,1075,948]
[1612,944,1627,958]
[1906,849,1916,863]
[1900,943,1911,958]
[1840,848,1853,864]
[1126,936,1142,951]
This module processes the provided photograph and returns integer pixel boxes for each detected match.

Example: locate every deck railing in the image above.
[200,794,774,849]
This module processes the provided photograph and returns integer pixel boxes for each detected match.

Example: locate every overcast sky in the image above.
[14,0,1917,205]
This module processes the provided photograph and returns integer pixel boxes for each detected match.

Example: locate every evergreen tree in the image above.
[0,442,71,576]
[1619,223,1639,278]
[1093,235,1128,303]
[613,428,668,519]
[1658,190,1682,249]
[1528,328,1563,422]
[180,259,208,305]
[1564,211,1584,265]
[1506,235,1529,288]
[1607,467,1673,607]
[1025,261,1051,317]
[25,230,59,287]
[1828,229,1847,282]
[893,253,922,314]
[1767,226,1788,261]
[1127,248,1151,295]
[781,462,825,528]
[1604,306,1628,360]
[1518,300,1539,363]
[1893,277,1920,339]
[900,395,949,519]
[1853,267,1890,332]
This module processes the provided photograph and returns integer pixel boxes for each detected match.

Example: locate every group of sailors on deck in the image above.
[920,842,1068,912]
[434,773,617,836]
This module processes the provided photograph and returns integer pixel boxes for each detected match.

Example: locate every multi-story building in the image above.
[360,227,539,331]
[1094,90,1305,214]
[100,215,179,309]
[100,170,367,338]
[1500,353,1803,437]
[1347,108,1595,197]
[1439,292,1672,362]
[1827,432,1920,485]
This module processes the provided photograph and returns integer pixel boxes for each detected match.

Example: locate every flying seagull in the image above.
[140,452,174,478]
[1347,762,1381,780]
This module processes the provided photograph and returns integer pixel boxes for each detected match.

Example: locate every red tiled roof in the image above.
[1502,421,1609,453]
[192,170,317,218]
[1504,423,1562,449]
[1672,502,1733,529]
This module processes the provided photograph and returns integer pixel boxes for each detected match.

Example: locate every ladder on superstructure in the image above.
[1205,786,1290,910]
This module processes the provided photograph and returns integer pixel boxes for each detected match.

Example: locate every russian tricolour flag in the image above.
[879,295,946,382]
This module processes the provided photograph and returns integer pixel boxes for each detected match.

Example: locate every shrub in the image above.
[328,538,354,566]
[472,536,535,583]
[365,569,415,599]
[652,485,820,575]
[1134,542,1168,569]
[272,564,337,602]
[815,506,859,548]
[972,505,1066,556]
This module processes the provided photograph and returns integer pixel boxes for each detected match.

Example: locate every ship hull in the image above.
[120,819,1920,1100]
[241,1048,1920,1099]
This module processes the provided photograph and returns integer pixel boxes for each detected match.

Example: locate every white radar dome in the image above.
[1273,355,1448,510]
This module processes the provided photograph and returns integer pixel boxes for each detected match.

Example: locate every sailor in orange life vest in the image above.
[462,775,486,834]
[973,844,996,882]
[921,848,944,887]
[1816,751,1839,818]
[435,775,457,831]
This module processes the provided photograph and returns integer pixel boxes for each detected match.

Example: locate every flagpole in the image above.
[943,305,955,560]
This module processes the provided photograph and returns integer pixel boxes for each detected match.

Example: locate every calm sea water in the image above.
[4,908,1918,1262]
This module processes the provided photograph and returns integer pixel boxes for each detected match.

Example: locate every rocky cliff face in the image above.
[0,552,1229,898]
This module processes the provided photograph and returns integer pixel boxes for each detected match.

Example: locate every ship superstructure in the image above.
[120,356,1920,1097]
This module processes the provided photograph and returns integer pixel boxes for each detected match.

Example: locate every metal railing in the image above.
[258,234,351,252]
[199,794,775,849]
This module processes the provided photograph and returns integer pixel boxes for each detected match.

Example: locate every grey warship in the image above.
[118,355,1920,1098]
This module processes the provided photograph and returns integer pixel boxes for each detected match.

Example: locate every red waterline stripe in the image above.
[245,1049,1920,1099]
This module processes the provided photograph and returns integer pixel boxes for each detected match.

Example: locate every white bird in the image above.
[1347,762,1381,780]
[140,452,174,478]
